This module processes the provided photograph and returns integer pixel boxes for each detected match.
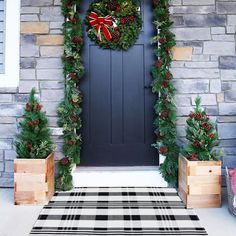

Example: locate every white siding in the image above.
[0,0,5,73]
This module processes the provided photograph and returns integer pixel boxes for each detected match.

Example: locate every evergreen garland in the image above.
[56,0,84,191]
[15,88,55,159]
[151,0,179,186]
[57,0,179,190]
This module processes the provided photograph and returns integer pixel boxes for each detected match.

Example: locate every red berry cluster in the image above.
[28,119,40,127]
[120,16,135,25]
[160,146,168,154]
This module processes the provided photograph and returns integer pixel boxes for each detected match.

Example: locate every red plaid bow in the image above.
[88,11,113,42]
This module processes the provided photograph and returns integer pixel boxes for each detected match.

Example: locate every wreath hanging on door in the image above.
[86,0,142,50]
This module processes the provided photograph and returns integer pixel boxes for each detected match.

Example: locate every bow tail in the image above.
[96,25,102,41]
[102,25,112,42]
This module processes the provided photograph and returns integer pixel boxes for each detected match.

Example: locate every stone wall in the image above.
[0,0,236,187]
[170,0,236,170]
[0,0,64,187]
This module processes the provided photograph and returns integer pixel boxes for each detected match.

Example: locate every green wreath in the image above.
[86,0,142,50]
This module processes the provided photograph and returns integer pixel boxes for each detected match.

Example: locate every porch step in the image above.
[72,167,167,187]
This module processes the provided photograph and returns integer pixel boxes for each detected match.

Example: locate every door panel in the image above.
[80,0,158,166]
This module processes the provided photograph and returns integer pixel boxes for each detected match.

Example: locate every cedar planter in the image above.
[14,152,55,205]
[178,154,221,208]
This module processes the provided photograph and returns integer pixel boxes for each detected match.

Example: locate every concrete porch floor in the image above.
[0,170,235,236]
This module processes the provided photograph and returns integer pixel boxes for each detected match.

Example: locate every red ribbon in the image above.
[88,11,113,42]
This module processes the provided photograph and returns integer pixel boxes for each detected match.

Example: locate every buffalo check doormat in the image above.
[30,187,207,236]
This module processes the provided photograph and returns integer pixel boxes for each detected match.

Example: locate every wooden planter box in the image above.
[178,154,221,208]
[14,152,55,205]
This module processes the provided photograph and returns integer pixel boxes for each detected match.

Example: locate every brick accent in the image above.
[21,22,49,34]
[36,35,64,45]
[172,47,193,61]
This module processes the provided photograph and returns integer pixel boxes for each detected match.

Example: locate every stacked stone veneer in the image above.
[0,0,236,187]
[0,0,64,187]
[170,0,236,172]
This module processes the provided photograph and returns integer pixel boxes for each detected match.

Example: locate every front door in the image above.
[80,0,158,166]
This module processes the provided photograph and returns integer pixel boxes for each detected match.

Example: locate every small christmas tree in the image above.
[15,88,55,159]
[183,96,223,161]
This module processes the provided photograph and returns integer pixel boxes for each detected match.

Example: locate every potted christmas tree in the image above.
[14,88,55,205]
[178,96,223,208]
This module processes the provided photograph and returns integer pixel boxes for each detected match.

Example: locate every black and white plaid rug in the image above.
[30,187,207,236]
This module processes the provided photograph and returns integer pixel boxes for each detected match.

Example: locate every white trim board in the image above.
[73,169,168,187]
[0,0,20,88]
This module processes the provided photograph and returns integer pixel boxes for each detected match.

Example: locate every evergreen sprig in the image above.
[183,96,223,161]
[15,88,55,159]
[56,0,84,191]
[152,0,179,186]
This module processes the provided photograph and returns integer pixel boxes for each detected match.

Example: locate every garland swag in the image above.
[56,0,84,191]
[57,0,179,190]
[152,0,179,186]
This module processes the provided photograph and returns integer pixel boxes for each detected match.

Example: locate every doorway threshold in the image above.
[72,166,167,187]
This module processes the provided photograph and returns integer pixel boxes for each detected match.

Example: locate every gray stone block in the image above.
[37,69,63,81]
[205,106,218,115]
[203,42,235,55]
[0,94,13,103]
[211,27,226,34]
[171,16,184,26]
[36,58,63,69]
[41,102,58,116]
[225,90,236,102]
[175,95,191,106]
[40,81,64,89]
[41,89,64,102]
[20,69,36,80]
[21,0,53,6]
[0,117,16,124]
[0,125,17,138]
[184,15,226,27]
[0,150,3,161]
[192,94,217,105]
[183,0,215,5]
[219,103,236,115]
[5,161,14,173]
[14,94,29,103]
[172,28,211,41]
[0,177,14,187]
[210,80,221,93]
[21,45,39,58]
[191,55,210,61]
[222,82,231,91]
[171,6,215,14]
[40,46,63,57]
[4,150,16,161]
[219,56,236,69]
[212,35,235,41]
[19,80,39,93]
[0,162,4,172]
[185,61,218,68]
[221,70,236,81]
[217,2,236,14]
[21,7,40,14]
[21,14,39,22]
[218,123,236,139]
[40,7,63,21]
[227,16,236,26]
[0,105,23,117]
[20,58,36,69]
[0,140,12,150]
[174,79,209,93]
[50,21,63,29]
[171,68,219,79]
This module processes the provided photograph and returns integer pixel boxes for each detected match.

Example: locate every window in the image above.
[0,0,20,88]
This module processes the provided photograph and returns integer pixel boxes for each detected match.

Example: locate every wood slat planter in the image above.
[14,152,55,205]
[178,154,221,208]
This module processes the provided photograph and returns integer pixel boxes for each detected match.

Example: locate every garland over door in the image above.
[80,0,158,166]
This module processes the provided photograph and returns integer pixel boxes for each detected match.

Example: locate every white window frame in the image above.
[0,0,20,88]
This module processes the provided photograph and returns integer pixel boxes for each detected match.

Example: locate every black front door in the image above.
[80,0,158,166]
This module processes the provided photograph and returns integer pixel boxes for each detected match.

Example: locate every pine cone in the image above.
[111,30,120,42]
[72,36,83,45]
[107,0,117,11]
